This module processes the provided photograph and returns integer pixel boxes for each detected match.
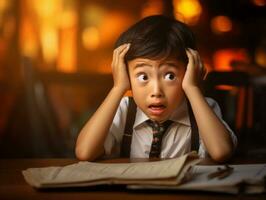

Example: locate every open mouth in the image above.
[148,104,166,109]
[148,104,166,116]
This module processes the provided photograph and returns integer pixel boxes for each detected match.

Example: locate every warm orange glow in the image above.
[251,0,266,6]
[94,13,134,74]
[57,8,77,72]
[32,0,61,64]
[40,26,58,63]
[97,57,112,74]
[83,4,105,25]
[99,12,134,46]
[33,0,61,20]
[141,0,164,18]
[213,49,250,71]
[19,0,78,71]
[255,47,266,68]
[20,22,38,58]
[211,16,232,34]
[215,85,235,91]
[82,4,104,49]
[173,0,202,25]
[58,10,77,29]
[57,6,78,72]
[0,0,10,12]
[82,26,100,50]
[57,27,77,73]
[19,2,39,58]
[2,16,15,39]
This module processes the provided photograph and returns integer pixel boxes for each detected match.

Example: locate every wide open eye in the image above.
[164,72,176,81]
[136,73,148,82]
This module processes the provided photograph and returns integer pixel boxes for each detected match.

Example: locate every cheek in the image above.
[131,85,148,110]
[168,86,183,99]
[131,83,146,98]
[166,81,185,104]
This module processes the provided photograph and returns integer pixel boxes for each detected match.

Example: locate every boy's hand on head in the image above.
[111,43,131,93]
[182,48,206,91]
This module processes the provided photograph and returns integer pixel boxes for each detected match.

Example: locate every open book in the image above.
[22,152,200,188]
[22,152,266,194]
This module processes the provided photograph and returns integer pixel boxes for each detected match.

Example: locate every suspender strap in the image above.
[120,97,137,158]
[187,99,199,152]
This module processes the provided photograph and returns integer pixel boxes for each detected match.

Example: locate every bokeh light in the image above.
[211,16,232,34]
[173,0,202,25]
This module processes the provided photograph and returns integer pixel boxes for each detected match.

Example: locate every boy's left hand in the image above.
[182,48,206,91]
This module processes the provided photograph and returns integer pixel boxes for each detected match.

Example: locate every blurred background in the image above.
[0,0,265,158]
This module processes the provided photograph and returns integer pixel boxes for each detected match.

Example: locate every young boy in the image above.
[75,15,237,162]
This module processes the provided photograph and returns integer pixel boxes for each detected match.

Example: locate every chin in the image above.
[148,115,168,123]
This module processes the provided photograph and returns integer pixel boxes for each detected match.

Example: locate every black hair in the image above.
[115,15,196,65]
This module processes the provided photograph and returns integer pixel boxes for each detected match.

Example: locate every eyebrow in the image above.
[163,62,179,67]
[134,63,152,69]
[134,62,179,69]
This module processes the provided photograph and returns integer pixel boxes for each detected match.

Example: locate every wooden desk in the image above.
[0,158,265,200]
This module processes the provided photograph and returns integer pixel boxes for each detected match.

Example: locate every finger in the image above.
[117,44,130,62]
[188,48,200,65]
[187,48,197,56]
[187,49,201,69]
[112,46,121,68]
[194,51,206,80]
[112,49,118,68]
[118,43,130,58]
[116,44,129,54]
[112,44,129,68]
[116,44,130,67]
[186,48,196,67]
[194,51,202,72]
[194,51,208,81]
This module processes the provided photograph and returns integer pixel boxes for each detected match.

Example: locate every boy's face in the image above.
[128,57,186,123]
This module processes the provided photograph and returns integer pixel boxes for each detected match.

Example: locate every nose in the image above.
[150,79,163,98]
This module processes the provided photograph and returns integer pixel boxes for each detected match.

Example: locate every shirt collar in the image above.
[133,99,191,128]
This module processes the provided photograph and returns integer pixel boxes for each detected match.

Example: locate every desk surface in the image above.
[0,158,265,200]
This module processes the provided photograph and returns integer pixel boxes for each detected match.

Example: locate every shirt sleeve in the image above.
[103,97,129,158]
[198,97,238,158]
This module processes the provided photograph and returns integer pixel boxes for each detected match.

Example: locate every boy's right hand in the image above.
[111,43,131,93]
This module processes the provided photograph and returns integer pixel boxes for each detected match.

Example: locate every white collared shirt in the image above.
[104,97,237,158]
